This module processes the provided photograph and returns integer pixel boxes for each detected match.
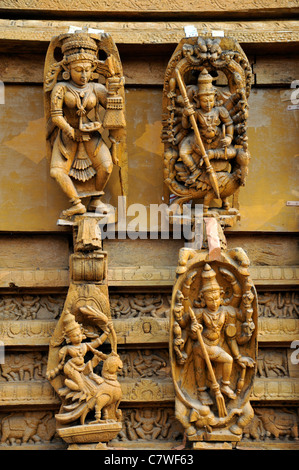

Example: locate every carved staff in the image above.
[175,68,220,200]
[189,307,227,417]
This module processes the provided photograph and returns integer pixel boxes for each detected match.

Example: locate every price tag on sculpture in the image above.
[184,25,198,38]
[212,30,224,37]
[68,25,83,34]
[88,27,105,35]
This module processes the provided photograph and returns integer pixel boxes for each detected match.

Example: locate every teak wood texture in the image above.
[0,2,298,451]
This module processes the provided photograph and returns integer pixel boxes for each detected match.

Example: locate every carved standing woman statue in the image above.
[44,32,126,218]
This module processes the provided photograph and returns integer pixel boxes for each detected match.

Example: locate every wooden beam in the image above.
[0,19,298,47]
[0,0,298,19]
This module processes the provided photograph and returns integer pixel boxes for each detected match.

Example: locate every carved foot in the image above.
[88,196,112,214]
[185,168,201,185]
[198,389,213,406]
[229,424,243,436]
[61,201,86,218]
[221,383,236,400]
[89,418,106,425]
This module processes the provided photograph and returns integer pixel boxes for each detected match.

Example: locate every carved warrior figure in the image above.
[170,248,257,442]
[46,217,123,446]
[44,32,126,218]
[162,36,252,215]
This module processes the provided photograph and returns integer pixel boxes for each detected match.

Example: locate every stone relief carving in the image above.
[110,294,169,318]
[0,295,64,320]
[44,31,126,219]
[0,411,59,447]
[0,352,47,382]
[116,407,184,443]
[257,349,288,378]
[243,408,299,442]
[259,292,299,318]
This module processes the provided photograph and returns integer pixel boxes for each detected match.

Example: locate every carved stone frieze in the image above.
[242,407,299,444]
[0,411,64,449]
[1,292,298,346]
[1,0,297,14]
[114,407,184,445]
[0,320,57,346]
[1,265,298,289]
[0,295,65,320]
[258,292,299,318]
[1,19,299,46]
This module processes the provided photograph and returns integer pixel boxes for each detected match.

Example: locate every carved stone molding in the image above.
[1,266,298,289]
[1,375,299,408]
[1,406,298,449]
[1,0,298,17]
[1,313,298,347]
[0,320,57,346]
[252,378,299,402]
[0,20,298,46]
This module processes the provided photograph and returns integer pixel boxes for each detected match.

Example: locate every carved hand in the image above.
[191,321,203,334]
[183,105,195,117]
[237,355,255,369]
[221,135,232,148]
[65,125,75,140]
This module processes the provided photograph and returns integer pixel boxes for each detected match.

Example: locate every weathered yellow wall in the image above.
[0,86,298,232]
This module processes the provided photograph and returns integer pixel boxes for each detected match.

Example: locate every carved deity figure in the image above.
[162,36,252,215]
[170,248,257,442]
[44,31,126,218]
[47,307,122,427]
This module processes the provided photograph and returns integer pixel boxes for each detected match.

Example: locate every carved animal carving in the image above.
[0,412,51,446]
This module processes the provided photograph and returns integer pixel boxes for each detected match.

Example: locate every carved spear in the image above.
[189,307,227,417]
[175,68,220,200]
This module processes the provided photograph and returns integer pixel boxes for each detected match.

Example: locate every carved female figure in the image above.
[44,32,126,218]
[47,307,123,427]
[49,312,109,401]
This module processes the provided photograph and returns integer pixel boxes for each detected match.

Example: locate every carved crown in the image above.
[61,33,98,64]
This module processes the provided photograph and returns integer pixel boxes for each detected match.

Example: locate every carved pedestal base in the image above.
[58,422,122,449]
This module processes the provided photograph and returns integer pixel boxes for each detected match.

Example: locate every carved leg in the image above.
[50,168,86,217]
[203,191,215,214]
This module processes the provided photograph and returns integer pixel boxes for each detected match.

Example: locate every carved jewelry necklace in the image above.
[66,82,93,116]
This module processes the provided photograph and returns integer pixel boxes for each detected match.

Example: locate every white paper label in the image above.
[88,28,105,35]
[184,25,198,38]
[212,30,224,37]
[68,26,82,33]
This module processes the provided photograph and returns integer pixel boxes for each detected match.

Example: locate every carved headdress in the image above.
[61,33,98,65]
[63,311,84,341]
[197,68,216,96]
[201,264,220,293]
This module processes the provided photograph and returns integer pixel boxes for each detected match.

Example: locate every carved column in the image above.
[44,31,126,449]
[163,35,258,448]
